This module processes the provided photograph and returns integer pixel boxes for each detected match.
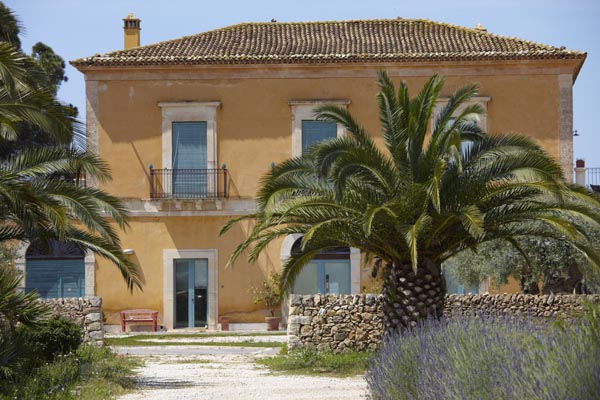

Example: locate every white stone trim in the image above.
[158,101,221,170]
[433,96,491,133]
[163,249,218,330]
[289,100,350,158]
[15,242,28,292]
[558,74,574,182]
[350,248,361,294]
[122,198,256,217]
[78,59,581,82]
[84,251,96,297]
[85,80,99,188]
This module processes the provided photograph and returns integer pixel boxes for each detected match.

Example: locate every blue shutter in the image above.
[172,122,208,197]
[301,120,337,154]
[26,259,85,298]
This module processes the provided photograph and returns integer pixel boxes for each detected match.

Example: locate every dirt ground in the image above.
[114,342,368,400]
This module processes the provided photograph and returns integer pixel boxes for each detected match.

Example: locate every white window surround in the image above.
[433,96,491,133]
[163,249,218,330]
[158,102,220,169]
[15,241,95,297]
[289,99,351,157]
[279,234,361,295]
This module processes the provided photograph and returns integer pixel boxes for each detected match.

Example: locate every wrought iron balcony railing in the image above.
[586,168,600,192]
[149,168,228,199]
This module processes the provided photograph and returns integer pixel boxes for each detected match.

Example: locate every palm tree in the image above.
[0,39,141,290]
[222,71,600,333]
[0,147,142,290]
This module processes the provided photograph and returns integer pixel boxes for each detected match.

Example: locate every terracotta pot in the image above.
[220,316,230,331]
[265,316,281,331]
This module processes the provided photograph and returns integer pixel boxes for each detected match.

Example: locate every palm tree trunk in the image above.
[382,258,446,333]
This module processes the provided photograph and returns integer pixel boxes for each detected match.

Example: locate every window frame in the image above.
[158,102,220,170]
[288,99,351,158]
[432,96,491,133]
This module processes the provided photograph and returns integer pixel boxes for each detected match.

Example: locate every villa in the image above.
[21,15,583,330]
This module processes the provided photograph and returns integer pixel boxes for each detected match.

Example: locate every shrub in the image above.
[0,345,140,400]
[17,317,82,365]
[367,310,600,400]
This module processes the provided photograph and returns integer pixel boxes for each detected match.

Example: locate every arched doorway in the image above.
[289,237,352,295]
[25,240,86,298]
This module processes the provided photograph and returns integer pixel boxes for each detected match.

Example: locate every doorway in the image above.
[174,258,208,328]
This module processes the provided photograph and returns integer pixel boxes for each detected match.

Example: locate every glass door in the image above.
[292,259,351,295]
[172,122,208,198]
[174,259,208,328]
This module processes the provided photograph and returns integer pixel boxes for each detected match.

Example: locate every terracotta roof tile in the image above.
[71,19,585,67]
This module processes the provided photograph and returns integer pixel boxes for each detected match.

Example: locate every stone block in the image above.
[90,297,102,307]
[287,323,300,335]
[87,322,102,331]
[289,315,312,325]
[300,325,313,335]
[89,330,103,340]
[85,312,102,323]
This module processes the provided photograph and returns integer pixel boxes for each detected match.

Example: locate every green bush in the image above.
[367,307,600,400]
[0,345,140,400]
[17,317,82,365]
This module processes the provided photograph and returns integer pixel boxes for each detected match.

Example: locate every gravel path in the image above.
[115,344,368,400]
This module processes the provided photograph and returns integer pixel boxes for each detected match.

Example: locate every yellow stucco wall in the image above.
[94,70,562,200]
[97,216,283,325]
[84,61,574,325]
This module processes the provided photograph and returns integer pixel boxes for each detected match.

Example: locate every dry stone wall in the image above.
[287,293,600,352]
[444,293,600,320]
[41,297,104,346]
[287,294,384,352]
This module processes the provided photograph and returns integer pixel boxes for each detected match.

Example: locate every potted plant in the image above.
[250,272,283,331]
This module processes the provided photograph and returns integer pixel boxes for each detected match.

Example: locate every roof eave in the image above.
[70,53,587,69]
[572,52,587,83]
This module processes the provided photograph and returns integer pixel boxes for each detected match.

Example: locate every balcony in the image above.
[149,168,228,199]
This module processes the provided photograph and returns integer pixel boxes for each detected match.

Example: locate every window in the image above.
[172,121,208,197]
[432,96,490,133]
[158,102,220,198]
[25,241,85,298]
[289,100,350,157]
[301,120,337,154]
[290,239,351,295]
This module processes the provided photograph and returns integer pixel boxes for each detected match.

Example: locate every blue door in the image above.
[172,122,207,197]
[174,259,208,328]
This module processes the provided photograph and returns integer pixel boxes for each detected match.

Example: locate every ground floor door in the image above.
[174,258,208,328]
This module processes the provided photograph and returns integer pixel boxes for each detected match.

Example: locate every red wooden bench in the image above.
[120,309,159,332]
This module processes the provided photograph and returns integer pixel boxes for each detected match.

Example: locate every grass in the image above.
[109,332,286,339]
[0,345,141,400]
[257,346,372,377]
[171,359,211,364]
[106,336,283,348]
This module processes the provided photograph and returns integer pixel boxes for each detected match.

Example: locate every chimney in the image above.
[123,13,141,49]
[474,23,487,32]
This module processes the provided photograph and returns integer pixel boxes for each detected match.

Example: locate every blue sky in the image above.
[5,0,600,168]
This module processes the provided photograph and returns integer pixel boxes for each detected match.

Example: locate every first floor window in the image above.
[301,120,337,154]
[26,241,85,298]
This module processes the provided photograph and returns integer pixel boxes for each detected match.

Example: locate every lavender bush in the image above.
[367,306,600,400]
